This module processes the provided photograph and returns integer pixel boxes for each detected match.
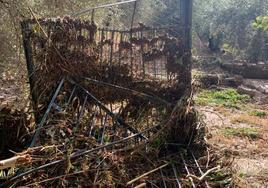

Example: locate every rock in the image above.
[237,86,258,97]
[221,62,268,80]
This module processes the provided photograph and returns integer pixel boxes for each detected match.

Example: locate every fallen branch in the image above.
[127,163,169,185]
[186,166,220,182]
[0,155,31,170]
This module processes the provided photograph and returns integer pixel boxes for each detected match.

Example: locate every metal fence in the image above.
[18,1,194,186]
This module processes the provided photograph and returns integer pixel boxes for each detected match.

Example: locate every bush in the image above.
[196,89,250,108]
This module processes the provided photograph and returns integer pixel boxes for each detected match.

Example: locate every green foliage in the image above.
[223,127,260,139]
[194,0,268,61]
[239,172,247,178]
[209,170,230,182]
[222,43,238,55]
[253,16,268,31]
[250,110,268,118]
[151,137,163,149]
[196,89,250,108]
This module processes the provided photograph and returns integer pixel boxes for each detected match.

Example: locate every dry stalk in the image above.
[127,163,169,185]
[186,166,220,182]
[0,155,31,170]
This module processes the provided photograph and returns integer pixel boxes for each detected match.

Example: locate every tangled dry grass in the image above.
[0,17,231,187]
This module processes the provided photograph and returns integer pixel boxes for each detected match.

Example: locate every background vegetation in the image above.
[0,0,267,75]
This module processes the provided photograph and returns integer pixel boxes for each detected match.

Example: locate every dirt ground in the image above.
[199,101,268,188]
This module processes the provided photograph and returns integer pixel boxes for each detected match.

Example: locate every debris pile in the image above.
[0,17,222,187]
[22,17,186,121]
[0,107,30,160]
[0,98,211,187]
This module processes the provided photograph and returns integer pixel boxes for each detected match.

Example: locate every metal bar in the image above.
[66,86,77,106]
[129,1,137,75]
[181,0,193,50]
[130,1,137,33]
[88,106,97,137]
[100,29,104,64]
[84,77,171,106]
[77,95,88,122]
[91,9,95,22]
[100,114,108,144]
[109,31,115,66]
[21,21,38,121]
[97,25,183,33]
[118,32,123,65]
[30,78,65,147]
[71,0,138,17]
[140,30,145,77]
[172,164,182,188]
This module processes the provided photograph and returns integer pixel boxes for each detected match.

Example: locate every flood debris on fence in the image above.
[0,1,226,187]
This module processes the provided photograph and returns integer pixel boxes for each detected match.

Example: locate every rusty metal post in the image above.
[180,0,193,95]
[21,21,39,121]
[182,0,193,51]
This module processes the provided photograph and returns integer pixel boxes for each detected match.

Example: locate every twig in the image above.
[190,151,210,188]
[186,166,220,182]
[0,155,31,170]
[172,164,182,188]
[134,183,147,188]
[127,163,169,185]
[199,109,225,127]
[206,147,210,169]
[180,154,196,188]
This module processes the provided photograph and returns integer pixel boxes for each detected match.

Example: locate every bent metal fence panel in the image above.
[17,0,195,186]
[21,0,193,144]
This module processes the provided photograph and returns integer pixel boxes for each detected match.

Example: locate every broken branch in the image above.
[0,155,31,170]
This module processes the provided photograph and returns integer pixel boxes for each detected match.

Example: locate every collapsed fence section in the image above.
[1,0,204,187]
[21,0,193,120]
[21,17,190,122]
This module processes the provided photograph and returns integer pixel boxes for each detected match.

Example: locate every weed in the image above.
[223,128,260,139]
[196,89,250,108]
[250,110,268,118]
[238,172,247,178]
[152,137,163,149]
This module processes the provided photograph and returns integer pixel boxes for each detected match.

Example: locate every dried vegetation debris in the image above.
[0,17,230,187]
[0,107,32,160]
[0,95,229,187]
[24,17,186,116]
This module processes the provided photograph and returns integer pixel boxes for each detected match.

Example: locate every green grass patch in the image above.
[250,110,268,118]
[223,128,260,139]
[196,89,250,108]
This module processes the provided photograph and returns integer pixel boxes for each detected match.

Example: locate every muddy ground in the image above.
[198,97,268,187]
